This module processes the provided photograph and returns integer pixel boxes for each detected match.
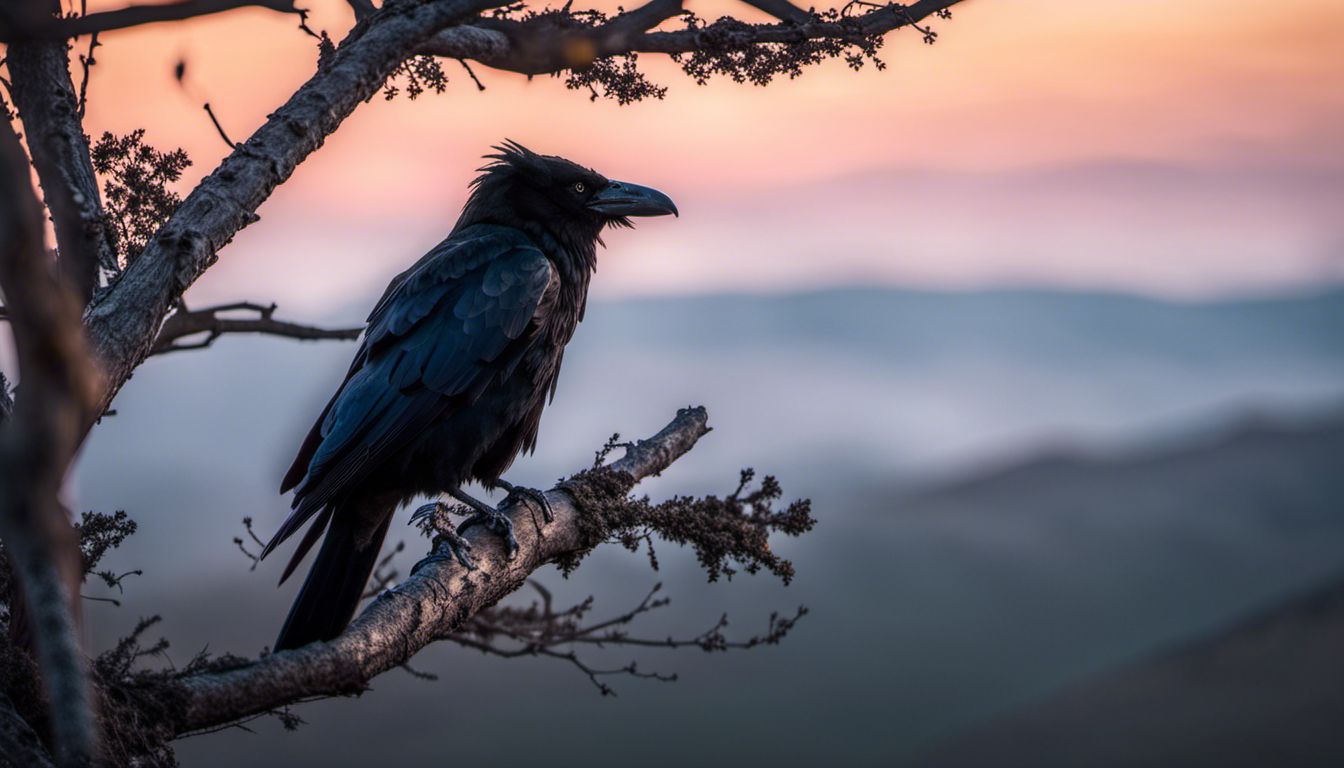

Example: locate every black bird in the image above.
[262,142,677,651]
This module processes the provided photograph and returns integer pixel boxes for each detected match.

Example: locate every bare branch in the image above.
[0,0,304,42]
[0,103,102,768]
[6,0,117,303]
[82,0,509,419]
[448,581,806,694]
[148,301,362,356]
[137,407,713,737]
[75,32,100,119]
[202,102,238,150]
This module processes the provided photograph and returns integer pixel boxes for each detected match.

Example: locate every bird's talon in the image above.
[413,529,476,573]
[409,501,444,527]
[497,481,554,524]
[457,508,519,559]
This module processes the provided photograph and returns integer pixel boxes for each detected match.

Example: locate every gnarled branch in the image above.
[150,301,363,356]
[138,407,712,737]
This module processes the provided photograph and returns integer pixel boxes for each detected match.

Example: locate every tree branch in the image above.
[0,102,102,768]
[416,0,964,75]
[82,0,509,420]
[6,0,117,303]
[149,301,363,356]
[0,0,304,42]
[144,407,712,737]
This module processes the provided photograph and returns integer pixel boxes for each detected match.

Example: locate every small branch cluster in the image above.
[448,581,806,695]
[89,130,192,271]
[557,463,816,583]
[75,510,142,603]
[671,9,887,88]
[383,55,450,100]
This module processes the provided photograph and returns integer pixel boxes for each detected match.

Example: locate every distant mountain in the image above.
[583,285,1344,363]
[68,285,1344,766]
[893,411,1344,767]
[917,570,1344,768]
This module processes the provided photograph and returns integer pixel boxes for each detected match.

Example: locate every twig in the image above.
[202,102,237,149]
[457,58,485,90]
[150,300,363,356]
[75,31,99,118]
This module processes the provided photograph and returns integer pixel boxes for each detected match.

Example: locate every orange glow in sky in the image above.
[28,0,1344,310]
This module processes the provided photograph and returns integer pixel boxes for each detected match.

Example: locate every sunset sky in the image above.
[36,0,1344,311]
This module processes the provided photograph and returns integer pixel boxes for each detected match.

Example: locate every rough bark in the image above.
[158,406,709,736]
[6,0,117,304]
[81,0,505,419]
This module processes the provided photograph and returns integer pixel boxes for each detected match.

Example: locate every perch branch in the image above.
[149,301,363,356]
[147,407,711,737]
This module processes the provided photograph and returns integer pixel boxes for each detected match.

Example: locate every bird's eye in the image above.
[573,182,586,194]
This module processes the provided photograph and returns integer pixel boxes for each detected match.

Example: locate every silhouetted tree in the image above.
[0,0,963,763]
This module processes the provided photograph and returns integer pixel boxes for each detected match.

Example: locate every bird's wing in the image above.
[264,229,553,561]
[278,225,528,494]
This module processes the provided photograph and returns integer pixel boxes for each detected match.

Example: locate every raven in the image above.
[262,142,677,651]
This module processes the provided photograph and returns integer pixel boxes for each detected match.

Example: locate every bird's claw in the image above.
[457,508,519,559]
[409,501,444,528]
[412,529,476,573]
[497,480,554,523]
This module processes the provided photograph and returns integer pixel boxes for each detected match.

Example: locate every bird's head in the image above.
[458,141,677,247]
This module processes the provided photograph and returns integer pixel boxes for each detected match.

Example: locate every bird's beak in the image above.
[587,181,678,218]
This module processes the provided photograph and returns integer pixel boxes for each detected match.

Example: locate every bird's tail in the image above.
[274,506,392,652]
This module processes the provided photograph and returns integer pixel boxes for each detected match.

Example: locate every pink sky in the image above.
[40,0,1344,309]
